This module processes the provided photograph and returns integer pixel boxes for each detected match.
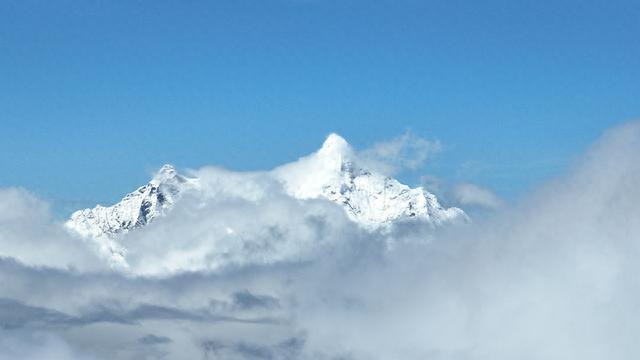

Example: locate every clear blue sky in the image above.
[1,0,639,214]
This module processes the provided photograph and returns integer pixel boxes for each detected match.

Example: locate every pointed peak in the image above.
[322,133,348,147]
[319,133,351,156]
[151,164,182,185]
[158,164,176,174]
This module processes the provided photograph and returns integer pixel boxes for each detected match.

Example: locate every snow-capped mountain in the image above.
[67,165,198,239]
[66,134,465,246]
[272,134,465,228]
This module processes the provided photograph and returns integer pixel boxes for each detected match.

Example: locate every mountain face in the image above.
[66,134,465,250]
[272,134,465,228]
[67,165,198,239]
[66,165,200,266]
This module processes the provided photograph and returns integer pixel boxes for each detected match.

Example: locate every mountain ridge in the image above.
[65,134,466,266]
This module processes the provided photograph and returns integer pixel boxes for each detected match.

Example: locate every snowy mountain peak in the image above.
[319,133,351,157]
[150,164,184,185]
[66,136,466,264]
[66,165,197,241]
[272,135,465,228]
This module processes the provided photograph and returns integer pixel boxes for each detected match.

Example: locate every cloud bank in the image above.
[1,122,640,359]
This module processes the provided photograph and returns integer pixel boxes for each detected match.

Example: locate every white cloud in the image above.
[359,131,441,175]
[123,170,359,275]
[0,188,105,271]
[1,122,640,359]
[291,120,640,359]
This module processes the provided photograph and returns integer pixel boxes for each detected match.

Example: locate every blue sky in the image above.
[1,0,639,214]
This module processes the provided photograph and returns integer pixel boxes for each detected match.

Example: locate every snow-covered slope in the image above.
[66,134,465,244]
[66,165,198,242]
[273,133,465,228]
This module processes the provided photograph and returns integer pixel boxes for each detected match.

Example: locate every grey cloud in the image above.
[138,334,172,345]
[0,329,97,360]
[201,337,305,360]
[231,290,281,311]
[0,298,77,330]
[0,297,278,331]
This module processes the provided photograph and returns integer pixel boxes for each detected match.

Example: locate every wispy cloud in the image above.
[359,131,442,175]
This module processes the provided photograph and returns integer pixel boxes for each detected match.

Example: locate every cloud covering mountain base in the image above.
[1,122,640,359]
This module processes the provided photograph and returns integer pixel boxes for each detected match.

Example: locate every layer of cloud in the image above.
[0,188,106,271]
[289,121,640,359]
[1,122,640,359]
[0,330,94,360]
[123,166,361,275]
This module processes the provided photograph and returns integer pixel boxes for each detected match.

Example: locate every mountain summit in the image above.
[67,165,198,240]
[273,134,465,228]
[319,133,351,156]
[66,134,466,256]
